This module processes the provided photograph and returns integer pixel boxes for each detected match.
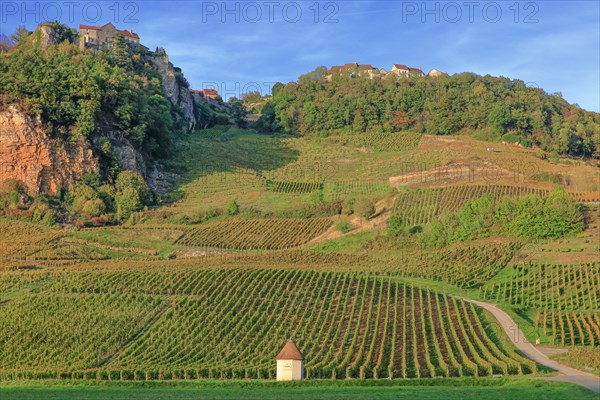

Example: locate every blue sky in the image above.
[1,1,599,111]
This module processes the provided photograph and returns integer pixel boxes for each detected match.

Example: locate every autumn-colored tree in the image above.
[391,110,411,131]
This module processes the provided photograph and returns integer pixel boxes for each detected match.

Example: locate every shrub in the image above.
[116,187,144,220]
[409,225,423,234]
[310,189,326,207]
[81,172,101,188]
[114,171,154,220]
[354,197,376,219]
[31,200,50,222]
[342,197,356,215]
[116,171,153,205]
[226,199,240,216]
[0,179,20,194]
[42,209,60,226]
[336,220,353,233]
[82,198,106,217]
[71,183,102,215]
[8,190,20,207]
[387,216,405,236]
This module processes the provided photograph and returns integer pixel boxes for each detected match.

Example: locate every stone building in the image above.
[79,23,140,50]
[276,339,304,381]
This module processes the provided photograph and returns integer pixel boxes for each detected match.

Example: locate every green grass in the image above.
[0,379,596,400]
[307,230,376,252]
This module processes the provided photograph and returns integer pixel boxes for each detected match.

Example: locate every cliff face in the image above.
[151,50,197,132]
[0,105,99,195]
[1,39,197,196]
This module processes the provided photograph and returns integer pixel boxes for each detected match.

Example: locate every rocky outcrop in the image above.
[36,25,59,47]
[0,32,198,197]
[0,105,99,195]
[151,49,197,132]
[428,69,446,77]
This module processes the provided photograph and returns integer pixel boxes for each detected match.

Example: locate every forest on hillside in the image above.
[260,68,599,158]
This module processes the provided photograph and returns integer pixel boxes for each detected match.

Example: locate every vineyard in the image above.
[324,181,391,201]
[479,262,600,311]
[392,185,549,226]
[1,127,598,390]
[479,262,600,347]
[176,218,333,249]
[376,241,521,288]
[332,132,423,152]
[0,268,535,380]
[267,181,322,194]
[535,311,600,346]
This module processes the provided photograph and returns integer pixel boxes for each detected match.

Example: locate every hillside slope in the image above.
[0,23,199,195]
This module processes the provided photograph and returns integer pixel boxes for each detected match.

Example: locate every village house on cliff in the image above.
[325,62,426,81]
[79,23,142,50]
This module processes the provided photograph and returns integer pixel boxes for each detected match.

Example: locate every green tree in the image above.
[226,199,240,216]
[230,102,248,128]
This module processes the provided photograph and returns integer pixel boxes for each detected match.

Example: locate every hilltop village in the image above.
[325,62,445,80]
[45,22,222,99]
[40,22,441,98]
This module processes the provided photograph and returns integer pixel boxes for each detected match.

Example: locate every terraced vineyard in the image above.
[0,293,165,373]
[334,132,423,152]
[568,191,600,202]
[0,219,66,269]
[379,242,521,288]
[267,181,322,194]
[535,311,600,346]
[324,181,391,200]
[176,218,333,249]
[479,262,600,347]
[0,268,535,380]
[479,262,600,311]
[392,185,549,225]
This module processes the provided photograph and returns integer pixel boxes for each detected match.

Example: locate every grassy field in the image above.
[0,379,597,400]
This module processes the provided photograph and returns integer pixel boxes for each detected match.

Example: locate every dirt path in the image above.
[458,297,600,393]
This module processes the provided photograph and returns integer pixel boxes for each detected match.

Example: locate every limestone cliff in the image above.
[151,49,197,132]
[1,30,198,196]
[0,105,99,195]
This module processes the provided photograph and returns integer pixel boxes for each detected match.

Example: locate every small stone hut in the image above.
[276,339,304,381]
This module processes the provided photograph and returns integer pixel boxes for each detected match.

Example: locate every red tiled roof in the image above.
[393,64,409,70]
[119,29,140,39]
[276,339,304,360]
[203,89,219,96]
[79,24,139,39]
[409,67,423,74]
[358,64,374,70]
[328,63,365,74]
[80,24,101,31]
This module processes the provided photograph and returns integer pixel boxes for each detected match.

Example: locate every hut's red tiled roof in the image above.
[203,89,219,96]
[393,64,409,70]
[276,339,304,360]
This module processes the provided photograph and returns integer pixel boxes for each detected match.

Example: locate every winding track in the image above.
[458,297,600,393]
